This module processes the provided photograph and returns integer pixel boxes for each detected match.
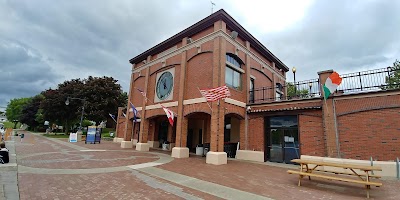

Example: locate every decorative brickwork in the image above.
[298,111,325,156]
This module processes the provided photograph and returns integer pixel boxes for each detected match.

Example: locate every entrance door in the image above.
[269,129,284,162]
[158,121,168,148]
[266,116,299,163]
[187,129,193,152]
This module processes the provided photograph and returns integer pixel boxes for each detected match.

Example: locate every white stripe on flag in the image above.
[199,85,231,102]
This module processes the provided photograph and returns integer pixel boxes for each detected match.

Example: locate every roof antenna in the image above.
[211,1,215,14]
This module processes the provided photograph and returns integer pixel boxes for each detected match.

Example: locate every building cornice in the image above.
[132,30,285,80]
[129,9,288,72]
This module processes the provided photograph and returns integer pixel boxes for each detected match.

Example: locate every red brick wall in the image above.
[248,114,264,151]
[335,93,400,161]
[298,111,325,156]
[185,52,214,99]
[190,26,214,41]
[116,118,126,138]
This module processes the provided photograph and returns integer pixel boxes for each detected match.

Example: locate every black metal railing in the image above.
[249,67,400,104]
[337,67,400,93]
[249,78,320,103]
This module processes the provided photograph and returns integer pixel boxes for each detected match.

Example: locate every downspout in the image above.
[333,99,341,158]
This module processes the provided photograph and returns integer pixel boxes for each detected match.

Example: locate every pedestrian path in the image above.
[138,167,273,200]
[31,133,88,151]
[0,137,20,200]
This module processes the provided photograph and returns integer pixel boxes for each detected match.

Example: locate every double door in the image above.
[265,115,299,163]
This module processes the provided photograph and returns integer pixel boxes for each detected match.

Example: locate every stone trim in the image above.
[145,101,179,110]
[183,97,206,105]
[224,98,246,108]
[132,30,285,80]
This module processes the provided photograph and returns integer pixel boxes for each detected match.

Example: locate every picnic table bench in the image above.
[287,158,382,198]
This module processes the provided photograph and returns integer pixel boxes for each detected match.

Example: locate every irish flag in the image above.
[323,72,342,99]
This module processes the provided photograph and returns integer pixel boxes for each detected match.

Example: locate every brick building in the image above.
[115,9,400,165]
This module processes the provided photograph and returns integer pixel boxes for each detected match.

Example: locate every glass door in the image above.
[283,129,300,163]
[266,116,299,163]
[269,129,284,162]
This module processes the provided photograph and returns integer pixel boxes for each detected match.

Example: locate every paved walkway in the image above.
[0,138,19,200]
[2,131,399,199]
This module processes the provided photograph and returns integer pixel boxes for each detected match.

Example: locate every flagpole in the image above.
[321,83,329,114]
[109,114,117,123]
[197,86,213,112]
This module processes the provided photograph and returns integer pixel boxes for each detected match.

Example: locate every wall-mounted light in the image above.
[231,31,238,39]
[246,106,251,113]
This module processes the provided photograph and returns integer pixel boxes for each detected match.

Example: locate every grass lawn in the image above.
[42,134,69,138]
[83,128,115,138]
[2,121,22,128]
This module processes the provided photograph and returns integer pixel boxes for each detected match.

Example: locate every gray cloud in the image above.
[0,0,399,107]
[262,0,400,81]
[0,39,61,106]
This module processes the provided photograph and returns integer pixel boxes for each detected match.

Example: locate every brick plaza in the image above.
[1,131,398,199]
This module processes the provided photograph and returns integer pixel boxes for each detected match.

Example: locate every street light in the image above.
[292,67,297,95]
[65,97,86,132]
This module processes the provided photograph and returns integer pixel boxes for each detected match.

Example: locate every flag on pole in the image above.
[323,71,343,99]
[199,85,231,102]
[136,88,148,102]
[108,113,117,123]
[130,102,138,122]
[161,105,174,126]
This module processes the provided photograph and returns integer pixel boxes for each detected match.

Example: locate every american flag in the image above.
[130,102,138,122]
[199,85,231,102]
[136,88,148,102]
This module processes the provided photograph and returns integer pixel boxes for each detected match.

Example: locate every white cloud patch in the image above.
[0,0,399,106]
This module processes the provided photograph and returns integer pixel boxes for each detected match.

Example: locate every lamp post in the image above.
[65,97,86,131]
[292,67,297,96]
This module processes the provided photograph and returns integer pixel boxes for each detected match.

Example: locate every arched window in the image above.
[225,54,243,90]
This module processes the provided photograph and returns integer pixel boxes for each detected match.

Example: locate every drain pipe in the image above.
[370,157,374,175]
[333,99,341,158]
[397,157,399,180]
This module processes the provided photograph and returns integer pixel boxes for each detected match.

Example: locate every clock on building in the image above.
[156,71,174,101]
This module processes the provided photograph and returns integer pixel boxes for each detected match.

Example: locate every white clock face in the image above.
[156,71,173,100]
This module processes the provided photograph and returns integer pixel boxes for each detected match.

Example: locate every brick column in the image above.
[171,37,189,158]
[318,70,338,157]
[244,41,251,150]
[239,118,246,150]
[121,65,136,148]
[207,34,227,165]
[136,59,151,151]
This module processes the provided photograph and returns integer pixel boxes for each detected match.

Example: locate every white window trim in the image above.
[226,61,245,73]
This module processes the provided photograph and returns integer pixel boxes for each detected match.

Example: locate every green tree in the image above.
[41,79,85,133]
[286,83,310,99]
[383,59,400,89]
[6,97,31,128]
[81,76,126,125]
[19,95,44,130]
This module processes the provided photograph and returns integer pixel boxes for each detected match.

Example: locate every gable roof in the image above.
[129,9,288,72]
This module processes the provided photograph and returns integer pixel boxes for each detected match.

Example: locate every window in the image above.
[250,78,255,103]
[225,54,242,90]
[275,83,283,101]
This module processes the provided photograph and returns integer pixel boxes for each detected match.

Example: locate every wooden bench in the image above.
[312,169,381,179]
[288,159,383,198]
[287,170,382,186]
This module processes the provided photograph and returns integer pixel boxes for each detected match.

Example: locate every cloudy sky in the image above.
[1,0,399,109]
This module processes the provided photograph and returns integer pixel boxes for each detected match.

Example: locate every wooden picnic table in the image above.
[287,158,382,198]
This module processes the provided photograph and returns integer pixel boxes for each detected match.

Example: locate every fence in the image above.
[249,67,400,104]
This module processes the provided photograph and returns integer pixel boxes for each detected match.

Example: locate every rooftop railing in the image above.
[249,67,400,104]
